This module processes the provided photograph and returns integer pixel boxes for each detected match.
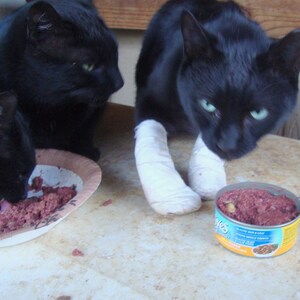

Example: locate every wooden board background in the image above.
[93,0,300,37]
[93,0,300,139]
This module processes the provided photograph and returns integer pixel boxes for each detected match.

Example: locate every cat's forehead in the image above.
[226,57,253,88]
[203,56,266,101]
[212,26,271,88]
[41,0,114,44]
[209,74,283,111]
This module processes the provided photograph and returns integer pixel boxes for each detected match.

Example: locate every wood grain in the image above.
[93,0,165,30]
[94,0,300,37]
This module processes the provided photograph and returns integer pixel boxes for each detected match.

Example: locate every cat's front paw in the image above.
[188,136,227,200]
[150,192,202,215]
[138,163,202,215]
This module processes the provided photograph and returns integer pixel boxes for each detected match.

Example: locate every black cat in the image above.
[0,92,36,203]
[134,0,300,215]
[0,0,124,161]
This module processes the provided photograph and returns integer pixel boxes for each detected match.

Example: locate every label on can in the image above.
[215,209,299,257]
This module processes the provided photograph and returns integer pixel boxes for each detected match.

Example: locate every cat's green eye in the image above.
[82,64,95,72]
[250,108,269,120]
[199,99,217,113]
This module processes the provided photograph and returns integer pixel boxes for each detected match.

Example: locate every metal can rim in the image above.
[215,181,300,229]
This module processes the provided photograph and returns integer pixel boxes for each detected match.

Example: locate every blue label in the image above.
[215,210,283,247]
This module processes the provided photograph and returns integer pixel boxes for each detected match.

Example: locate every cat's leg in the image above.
[135,120,201,215]
[188,134,227,199]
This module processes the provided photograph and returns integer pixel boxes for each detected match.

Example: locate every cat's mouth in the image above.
[206,137,255,161]
[214,148,250,161]
[88,99,108,107]
[216,151,235,161]
[69,88,109,106]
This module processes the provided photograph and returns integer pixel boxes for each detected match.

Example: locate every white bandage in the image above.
[135,120,201,215]
[188,135,227,199]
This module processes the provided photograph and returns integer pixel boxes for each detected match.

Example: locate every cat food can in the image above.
[214,182,300,258]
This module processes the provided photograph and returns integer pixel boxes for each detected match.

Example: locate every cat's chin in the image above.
[211,148,253,161]
[85,97,109,108]
[88,102,107,108]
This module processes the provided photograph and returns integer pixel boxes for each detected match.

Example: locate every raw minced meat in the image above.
[72,248,84,256]
[29,176,44,191]
[0,177,77,234]
[217,189,299,226]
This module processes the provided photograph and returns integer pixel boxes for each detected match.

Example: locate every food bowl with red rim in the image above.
[215,182,300,258]
[0,149,102,247]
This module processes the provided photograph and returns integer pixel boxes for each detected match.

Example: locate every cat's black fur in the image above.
[0,0,123,161]
[135,0,300,160]
[0,92,36,203]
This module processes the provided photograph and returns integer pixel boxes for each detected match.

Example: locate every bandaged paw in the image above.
[135,120,201,215]
[188,135,227,200]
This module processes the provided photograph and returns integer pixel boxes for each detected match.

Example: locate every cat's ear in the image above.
[0,91,17,130]
[260,29,300,86]
[181,10,217,59]
[27,2,63,41]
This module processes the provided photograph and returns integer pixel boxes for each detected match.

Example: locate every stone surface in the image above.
[1,104,300,300]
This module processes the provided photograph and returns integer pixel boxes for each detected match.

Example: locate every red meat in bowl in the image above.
[0,177,77,234]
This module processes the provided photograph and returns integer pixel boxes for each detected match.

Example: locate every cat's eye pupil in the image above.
[199,99,216,113]
[250,108,269,120]
[82,64,94,72]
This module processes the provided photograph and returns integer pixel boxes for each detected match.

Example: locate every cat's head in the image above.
[178,11,300,160]
[0,92,36,203]
[16,0,123,107]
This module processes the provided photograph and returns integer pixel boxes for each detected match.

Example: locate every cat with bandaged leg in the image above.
[134,0,300,215]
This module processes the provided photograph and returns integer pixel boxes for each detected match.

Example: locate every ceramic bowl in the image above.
[0,149,102,247]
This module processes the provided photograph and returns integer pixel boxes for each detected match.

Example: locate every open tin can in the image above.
[215,182,300,258]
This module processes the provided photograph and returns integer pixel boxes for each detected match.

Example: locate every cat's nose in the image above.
[216,139,237,152]
[6,191,27,203]
[111,68,124,92]
[217,125,240,152]
[114,75,124,91]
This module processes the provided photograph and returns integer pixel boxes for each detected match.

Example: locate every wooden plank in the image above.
[240,0,300,37]
[93,0,165,30]
[94,0,300,37]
